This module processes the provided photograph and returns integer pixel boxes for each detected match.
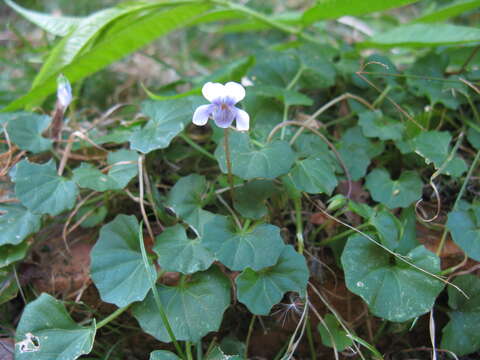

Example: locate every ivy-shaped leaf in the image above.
[236,245,309,315]
[130,98,203,154]
[446,203,480,261]
[90,214,156,307]
[13,159,78,216]
[413,130,467,177]
[132,267,230,342]
[0,204,41,246]
[202,217,285,271]
[358,110,405,141]
[441,275,480,356]
[365,168,423,209]
[341,234,444,322]
[287,156,338,195]
[73,149,138,191]
[153,224,215,274]
[215,132,295,180]
[3,112,52,153]
[15,293,96,360]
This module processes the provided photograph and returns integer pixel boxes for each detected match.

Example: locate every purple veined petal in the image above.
[235,108,250,131]
[224,82,245,104]
[192,104,213,126]
[202,82,225,103]
[212,104,236,128]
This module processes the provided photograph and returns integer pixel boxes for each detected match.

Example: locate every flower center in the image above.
[220,103,228,110]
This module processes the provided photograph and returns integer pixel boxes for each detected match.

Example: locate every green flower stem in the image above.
[95,305,130,330]
[180,132,216,160]
[318,223,370,246]
[224,128,236,204]
[244,314,256,359]
[138,223,186,360]
[186,341,193,360]
[294,197,304,254]
[281,65,305,140]
[436,149,480,256]
[196,340,203,360]
[306,317,317,360]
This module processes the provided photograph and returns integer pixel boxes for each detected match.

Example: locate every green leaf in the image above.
[303,0,419,23]
[202,218,285,271]
[317,314,353,351]
[337,126,384,181]
[370,210,402,251]
[5,0,81,36]
[298,44,336,89]
[132,267,230,342]
[234,180,276,219]
[3,4,211,111]
[406,53,460,109]
[467,127,480,150]
[446,204,480,261]
[441,275,480,356]
[206,347,243,360]
[413,130,467,177]
[249,86,312,106]
[365,168,423,209]
[74,205,108,228]
[0,242,29,268]
[13,159,78,216]
[413,0,480,23]
[358,110,405,141]
[398,207,420,255]
[0,204,41,246]
[15,293,96,360]
[90,214,156,307]
[236,245,309,315]
[287,157,338,195]
[0,268,18,305]
[130,98,203,154]
[341,234,444,322]
[3,112,52,153]
[150,350,181,360]
[249,51,300,87]
[215,132,295,180]
[73,149,138,191]
[361,24,480,48]
[153,224,215,274]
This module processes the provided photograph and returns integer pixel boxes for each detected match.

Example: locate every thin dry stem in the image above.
[138,156,155,241]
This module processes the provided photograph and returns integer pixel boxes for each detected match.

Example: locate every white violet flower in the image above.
[193,81,250,131]
[57,73,72,109]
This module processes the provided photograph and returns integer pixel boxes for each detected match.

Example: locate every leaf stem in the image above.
[196,340,203,360]
[294,197,304,254]
[223,128,235,204]
[306,317,317,360]
[96,305,130,330]
[180,132,216,160]
[186,341,193,360]
[318,223,370,246]
[138,223,186,359]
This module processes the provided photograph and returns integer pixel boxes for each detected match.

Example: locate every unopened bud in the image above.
[57,74,72,109]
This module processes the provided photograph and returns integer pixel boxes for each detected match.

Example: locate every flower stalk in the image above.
[224,128,235,204]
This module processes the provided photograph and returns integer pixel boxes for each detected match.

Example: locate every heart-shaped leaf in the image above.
[234,179,276,219]
[73,149,138,191]
[0,204,41,246]
[287,156,338,195]
[249,51,300,87]
[341,234,444,322]
[236,245,309,315]
[3,112,52,153]
[13,159,78,216]
[365,168,423,209]
[412,130,467,177]
[153,224,215,274]
[90,214,156,307]
[130,98,203,154]
[215,132,295,180]
[15,293,96,360]
[337,126,384,181]
[202,217,285,271]
[358,110,405,141]
[441,275,480,356]
[317,314,353,351]
[446,203,480,261]
[132,267,230,342]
